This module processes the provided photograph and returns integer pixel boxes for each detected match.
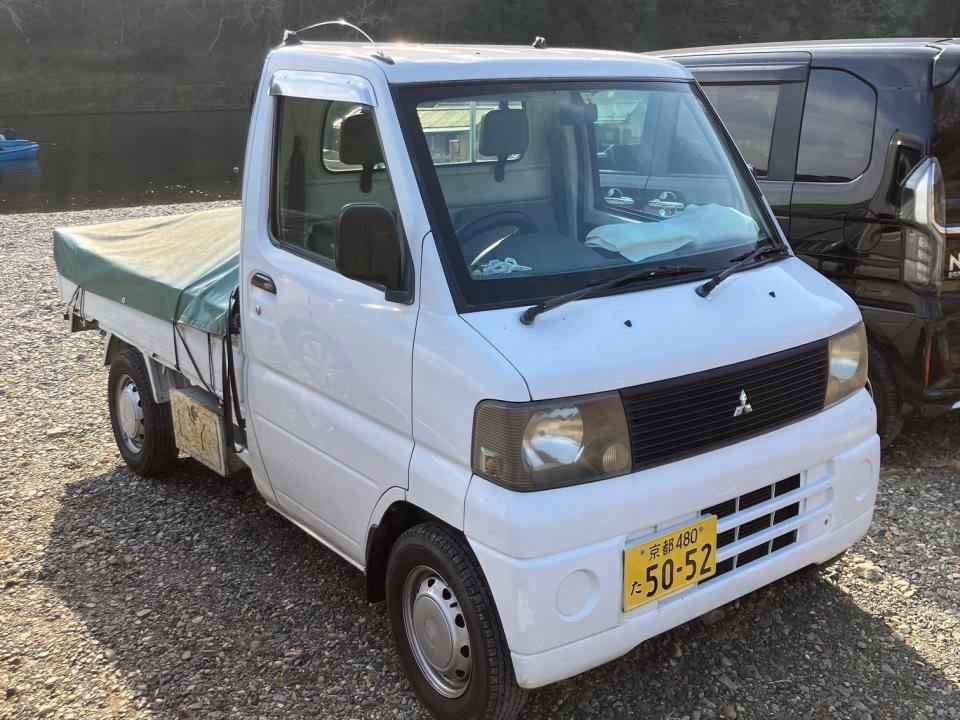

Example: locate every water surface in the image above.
[0,111,248,214]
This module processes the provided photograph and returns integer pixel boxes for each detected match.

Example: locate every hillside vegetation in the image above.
[1,0,958,114]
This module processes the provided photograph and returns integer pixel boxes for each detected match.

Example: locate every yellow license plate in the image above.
[623,515,717,611]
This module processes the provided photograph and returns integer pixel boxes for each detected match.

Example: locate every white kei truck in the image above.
[54,27,880,720]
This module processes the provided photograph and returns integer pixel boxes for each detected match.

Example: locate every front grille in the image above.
[700,475,801,583]
[621,340,828,470]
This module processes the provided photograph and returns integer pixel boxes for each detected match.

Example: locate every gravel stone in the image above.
[1,202,959,719]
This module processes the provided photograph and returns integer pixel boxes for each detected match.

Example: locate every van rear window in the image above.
[933,72,960,226]
[796,70,876,183]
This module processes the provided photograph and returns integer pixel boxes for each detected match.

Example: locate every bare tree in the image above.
[347,0,386,27]
[0,0,43,45]
[208,0,283,53]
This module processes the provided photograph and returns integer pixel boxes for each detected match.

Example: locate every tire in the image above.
[867,344,903,447]
[385,522,526,720]
[107,348,178,476]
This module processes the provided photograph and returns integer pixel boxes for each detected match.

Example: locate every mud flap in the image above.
[170,387,244,476]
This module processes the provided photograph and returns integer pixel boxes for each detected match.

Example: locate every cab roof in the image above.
[270,42,692,84]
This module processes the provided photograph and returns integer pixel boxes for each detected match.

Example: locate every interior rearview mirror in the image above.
[335,203,412,303]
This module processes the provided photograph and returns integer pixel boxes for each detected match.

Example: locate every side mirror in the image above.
[335,203,412,303]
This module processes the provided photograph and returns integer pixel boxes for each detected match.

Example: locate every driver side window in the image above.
[272,96,397,264]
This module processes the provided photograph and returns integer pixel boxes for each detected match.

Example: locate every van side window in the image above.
[272,96,397,262]
[796,70,876,183]
[701,84,779,177]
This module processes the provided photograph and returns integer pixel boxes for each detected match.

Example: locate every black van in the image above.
[654,39,960,445]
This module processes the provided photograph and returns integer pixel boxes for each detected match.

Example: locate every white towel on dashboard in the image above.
[585,204,760,262]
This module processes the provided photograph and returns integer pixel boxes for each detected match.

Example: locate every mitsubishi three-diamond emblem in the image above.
[733,388,753,417]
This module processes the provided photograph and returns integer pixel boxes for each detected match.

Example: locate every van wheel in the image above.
[108,349,177,476]
[385,522,526,720]
[867,345,903,447]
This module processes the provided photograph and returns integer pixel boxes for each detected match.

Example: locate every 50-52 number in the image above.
[642,543,714,598]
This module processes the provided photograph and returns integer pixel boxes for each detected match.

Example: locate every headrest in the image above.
[340,112,383,168]
[560,103,599,126]
[479,107,529,159]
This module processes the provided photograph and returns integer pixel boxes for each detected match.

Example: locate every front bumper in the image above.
[464,389,879,689]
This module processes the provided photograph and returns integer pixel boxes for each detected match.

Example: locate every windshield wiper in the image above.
[695,240,789,298]
[519,265,706,325]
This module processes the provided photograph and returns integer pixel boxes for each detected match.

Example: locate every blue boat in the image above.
[0,138,32,149]
[0,142,39,161]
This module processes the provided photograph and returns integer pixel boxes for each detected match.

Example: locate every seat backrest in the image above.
[478,106,529,182]
[340,112,384,193]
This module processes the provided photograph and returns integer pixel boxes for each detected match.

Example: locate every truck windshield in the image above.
[397,80,779,311]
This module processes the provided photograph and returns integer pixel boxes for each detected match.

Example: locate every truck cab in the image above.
[56,38,879,720]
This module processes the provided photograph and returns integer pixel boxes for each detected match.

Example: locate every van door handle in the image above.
[250,272,276,294]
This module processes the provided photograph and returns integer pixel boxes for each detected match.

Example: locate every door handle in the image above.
[250,272,276,294]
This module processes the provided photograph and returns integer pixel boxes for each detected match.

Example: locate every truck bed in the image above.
[57,275,236,402]
[53,206,244,401]
[53,206,241,337]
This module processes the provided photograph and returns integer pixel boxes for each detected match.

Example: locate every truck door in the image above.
[687,61,809,237]
[242,74,418,563]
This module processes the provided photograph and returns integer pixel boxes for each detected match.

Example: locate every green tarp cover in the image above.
[53,207,241,336]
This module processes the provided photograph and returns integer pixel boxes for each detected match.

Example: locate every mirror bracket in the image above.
[385,244,415,304]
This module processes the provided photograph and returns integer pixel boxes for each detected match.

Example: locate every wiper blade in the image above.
[695,240,789,298]
[519,265,706,325]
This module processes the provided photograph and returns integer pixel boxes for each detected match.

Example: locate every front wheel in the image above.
[385,522,526,720]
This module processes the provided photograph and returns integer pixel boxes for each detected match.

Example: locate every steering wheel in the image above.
[455,210,539,245]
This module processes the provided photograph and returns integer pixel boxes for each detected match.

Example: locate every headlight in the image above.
[472,392,632,491]
[825,322,868,407]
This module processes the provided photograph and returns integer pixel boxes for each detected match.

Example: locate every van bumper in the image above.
[464,389,879,689]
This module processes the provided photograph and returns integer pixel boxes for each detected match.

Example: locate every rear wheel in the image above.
[867,344,903,447]
[385,522,526,720]
[108,349,177,475]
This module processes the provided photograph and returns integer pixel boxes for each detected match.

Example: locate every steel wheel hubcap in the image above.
[402,565,472,698]
[115,374,144,454]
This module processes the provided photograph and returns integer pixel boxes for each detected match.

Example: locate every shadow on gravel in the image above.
[40,460,408,718]
[40,457,957,719]
[523,569,958,719]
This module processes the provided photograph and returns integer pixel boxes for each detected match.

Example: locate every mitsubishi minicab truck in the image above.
[54,28,880,720]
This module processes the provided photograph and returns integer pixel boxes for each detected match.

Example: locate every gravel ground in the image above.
[1,203,958,720]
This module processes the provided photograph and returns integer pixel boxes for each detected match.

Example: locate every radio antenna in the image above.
[282,18,394,64]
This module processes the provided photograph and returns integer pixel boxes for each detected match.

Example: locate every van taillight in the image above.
[900,157,946,286]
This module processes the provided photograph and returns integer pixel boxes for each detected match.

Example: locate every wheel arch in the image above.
[865,334,906,445]
[103,332,135,367]
[365,500,437,603]
[103,332,185,404]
